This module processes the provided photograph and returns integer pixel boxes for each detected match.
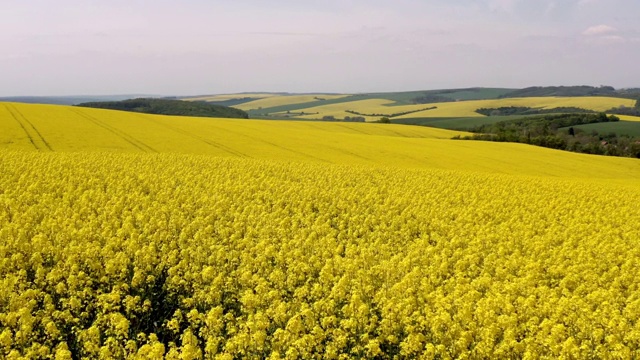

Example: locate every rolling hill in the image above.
[1,102,639,180]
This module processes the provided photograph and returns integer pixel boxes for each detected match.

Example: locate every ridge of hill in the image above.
[499,85,640,99]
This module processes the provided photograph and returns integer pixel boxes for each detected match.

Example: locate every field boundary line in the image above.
[70,108,157,153]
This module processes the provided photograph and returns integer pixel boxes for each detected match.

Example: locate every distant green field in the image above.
[563,121,640,137]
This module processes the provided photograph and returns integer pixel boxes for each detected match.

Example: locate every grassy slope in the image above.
[1,102,639,181]
[565,121,640,137]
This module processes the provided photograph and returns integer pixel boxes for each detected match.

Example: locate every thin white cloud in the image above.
[583,24,617,36]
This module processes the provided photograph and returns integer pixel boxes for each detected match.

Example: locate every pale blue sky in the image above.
[1,0,638,96]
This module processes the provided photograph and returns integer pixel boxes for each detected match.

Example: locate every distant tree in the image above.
[597,112,609,122]
[379,117,391,123]
[322,115,336,121]
[631,141,640,158]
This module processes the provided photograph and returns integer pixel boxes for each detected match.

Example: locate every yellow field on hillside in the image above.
[184,94,347,107]
[398,96,636,118]
[291,96,634,121]
[1,102,639,180]
[618,115,640,122]
[234,94,348,111]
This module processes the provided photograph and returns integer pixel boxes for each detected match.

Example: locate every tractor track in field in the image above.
[4,104,39,150]
[70,108,157,153]
[212,122,330,163]
[11,106,54,151]
[5,104,53,151]
[322,143,371,162]
[290,124,371,161]
[249,136,330,162]
[334,123,372,135]
[384,128,413,138]
[132,114,248,157]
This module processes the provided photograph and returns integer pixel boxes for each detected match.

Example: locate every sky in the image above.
[1,0,639,96]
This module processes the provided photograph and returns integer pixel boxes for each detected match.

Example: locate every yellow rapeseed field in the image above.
[618,115,640,122]
[234,95,348,111]
[1,102,640,358]
[1,102,639,179]
[291,97,635,121]
[183,94,347,109]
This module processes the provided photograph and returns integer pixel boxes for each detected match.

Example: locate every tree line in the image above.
[77,98,249,119]
[321,115,366,122]
[498,85,640,99]
[345,106,437,118]
[455,113,640,158]
[475,106,593,116]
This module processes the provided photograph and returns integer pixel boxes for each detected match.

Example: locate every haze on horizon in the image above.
[2,0,639,97]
